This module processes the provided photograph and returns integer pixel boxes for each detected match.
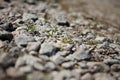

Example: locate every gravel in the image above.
[0,0,119,80]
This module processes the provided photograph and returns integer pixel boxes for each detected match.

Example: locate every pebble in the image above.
[39,42,58,56]
[55,12,70,26]
[45,62,56,70]
[6,67,25,78]
[22,13,37,21]
[19,66,33,73]
[26,42,40,52]
[1,23,15,32]
[27,71,44,80]
[103,59,120,65]
[50,54,65,64]
[111,64,120,72]
[62,61,75,68]
[15,34,36,47]
[94,73,115,80]
[81,73,94,80]
[33,62,45,71]
[72,46,91,60]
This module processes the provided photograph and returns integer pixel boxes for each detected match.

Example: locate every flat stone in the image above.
[39,42,58,56]
[94,73,115,80]
[6,67,24,78]
[15,34,36,47]
[27,42,40,51]
[81,73,94,80]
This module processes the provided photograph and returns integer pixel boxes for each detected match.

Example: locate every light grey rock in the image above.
[1,22,14,32]
[39,43,58,56]
[19,66,33,73]
[24,0,37,4]
[62,61,75,68]
[22,13,37,21]
[72,46,91,61]
[81,73,94,80]
[6,67,24,78]
[109,43,120,52]
[104,59,120,65]
[35,3,46,12]
[27,42,40,51]
[111,64,120,72]
[97,41,109,49]
[27,71,44,80]
[33,62,45,71]
[50,54,65,64]
[78,62,88,69]
[45,62,56,70]
[15,57,26,68]
[94,73,115,80]
[55,12,69,26]
[15,34,35,47]
[89,62,110,73]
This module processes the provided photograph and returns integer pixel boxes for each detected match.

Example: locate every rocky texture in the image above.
[0,0,120,80]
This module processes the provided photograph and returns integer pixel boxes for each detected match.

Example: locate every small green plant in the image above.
[27,25,35,31]
[45,24,58,37]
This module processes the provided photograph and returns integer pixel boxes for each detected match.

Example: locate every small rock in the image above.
[0,68,6,80]
[6,67,25,78]
[45,62,56,70]
[23,0,37,4]
[50,54,65,64]
[94,73,115,80]
[81,73,94,80]
[55,12,70,26]
[62,61,75,68]
[0,53,16,69]
[27,71,44,80]
[39,42,58,56]
[19,66,33,73]
[1,23,14,32]
[22,13,37,21]
[33,62,45,71]
[72,46,91,60]
[111,64,120,72]
[78,62,88,69]
[103,59,120,65]
[27,42,40,51]
[0,31,13,41]
[15,34,36,47]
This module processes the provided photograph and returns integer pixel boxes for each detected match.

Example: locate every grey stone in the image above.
[78,62,88,69]
[33,62,45,71]
[15,57,26,68]
[72,46,91,60]
[94,73,115,80]
[81,73,94,80]
[24,0,37,4]
[27,71,44,80]
[15,34,35,47]
[45,62,56,70]
[6,67,25,78]
[111,64,120,72]
[1,22,14,32]
[104,59,120,65]
[39,43,58,56]
[22,13,37,21]
[62,61,75,68]
[19,66,33,73]
[50,54,65,64]
[55,12,69,26]
[27,42,40,51]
